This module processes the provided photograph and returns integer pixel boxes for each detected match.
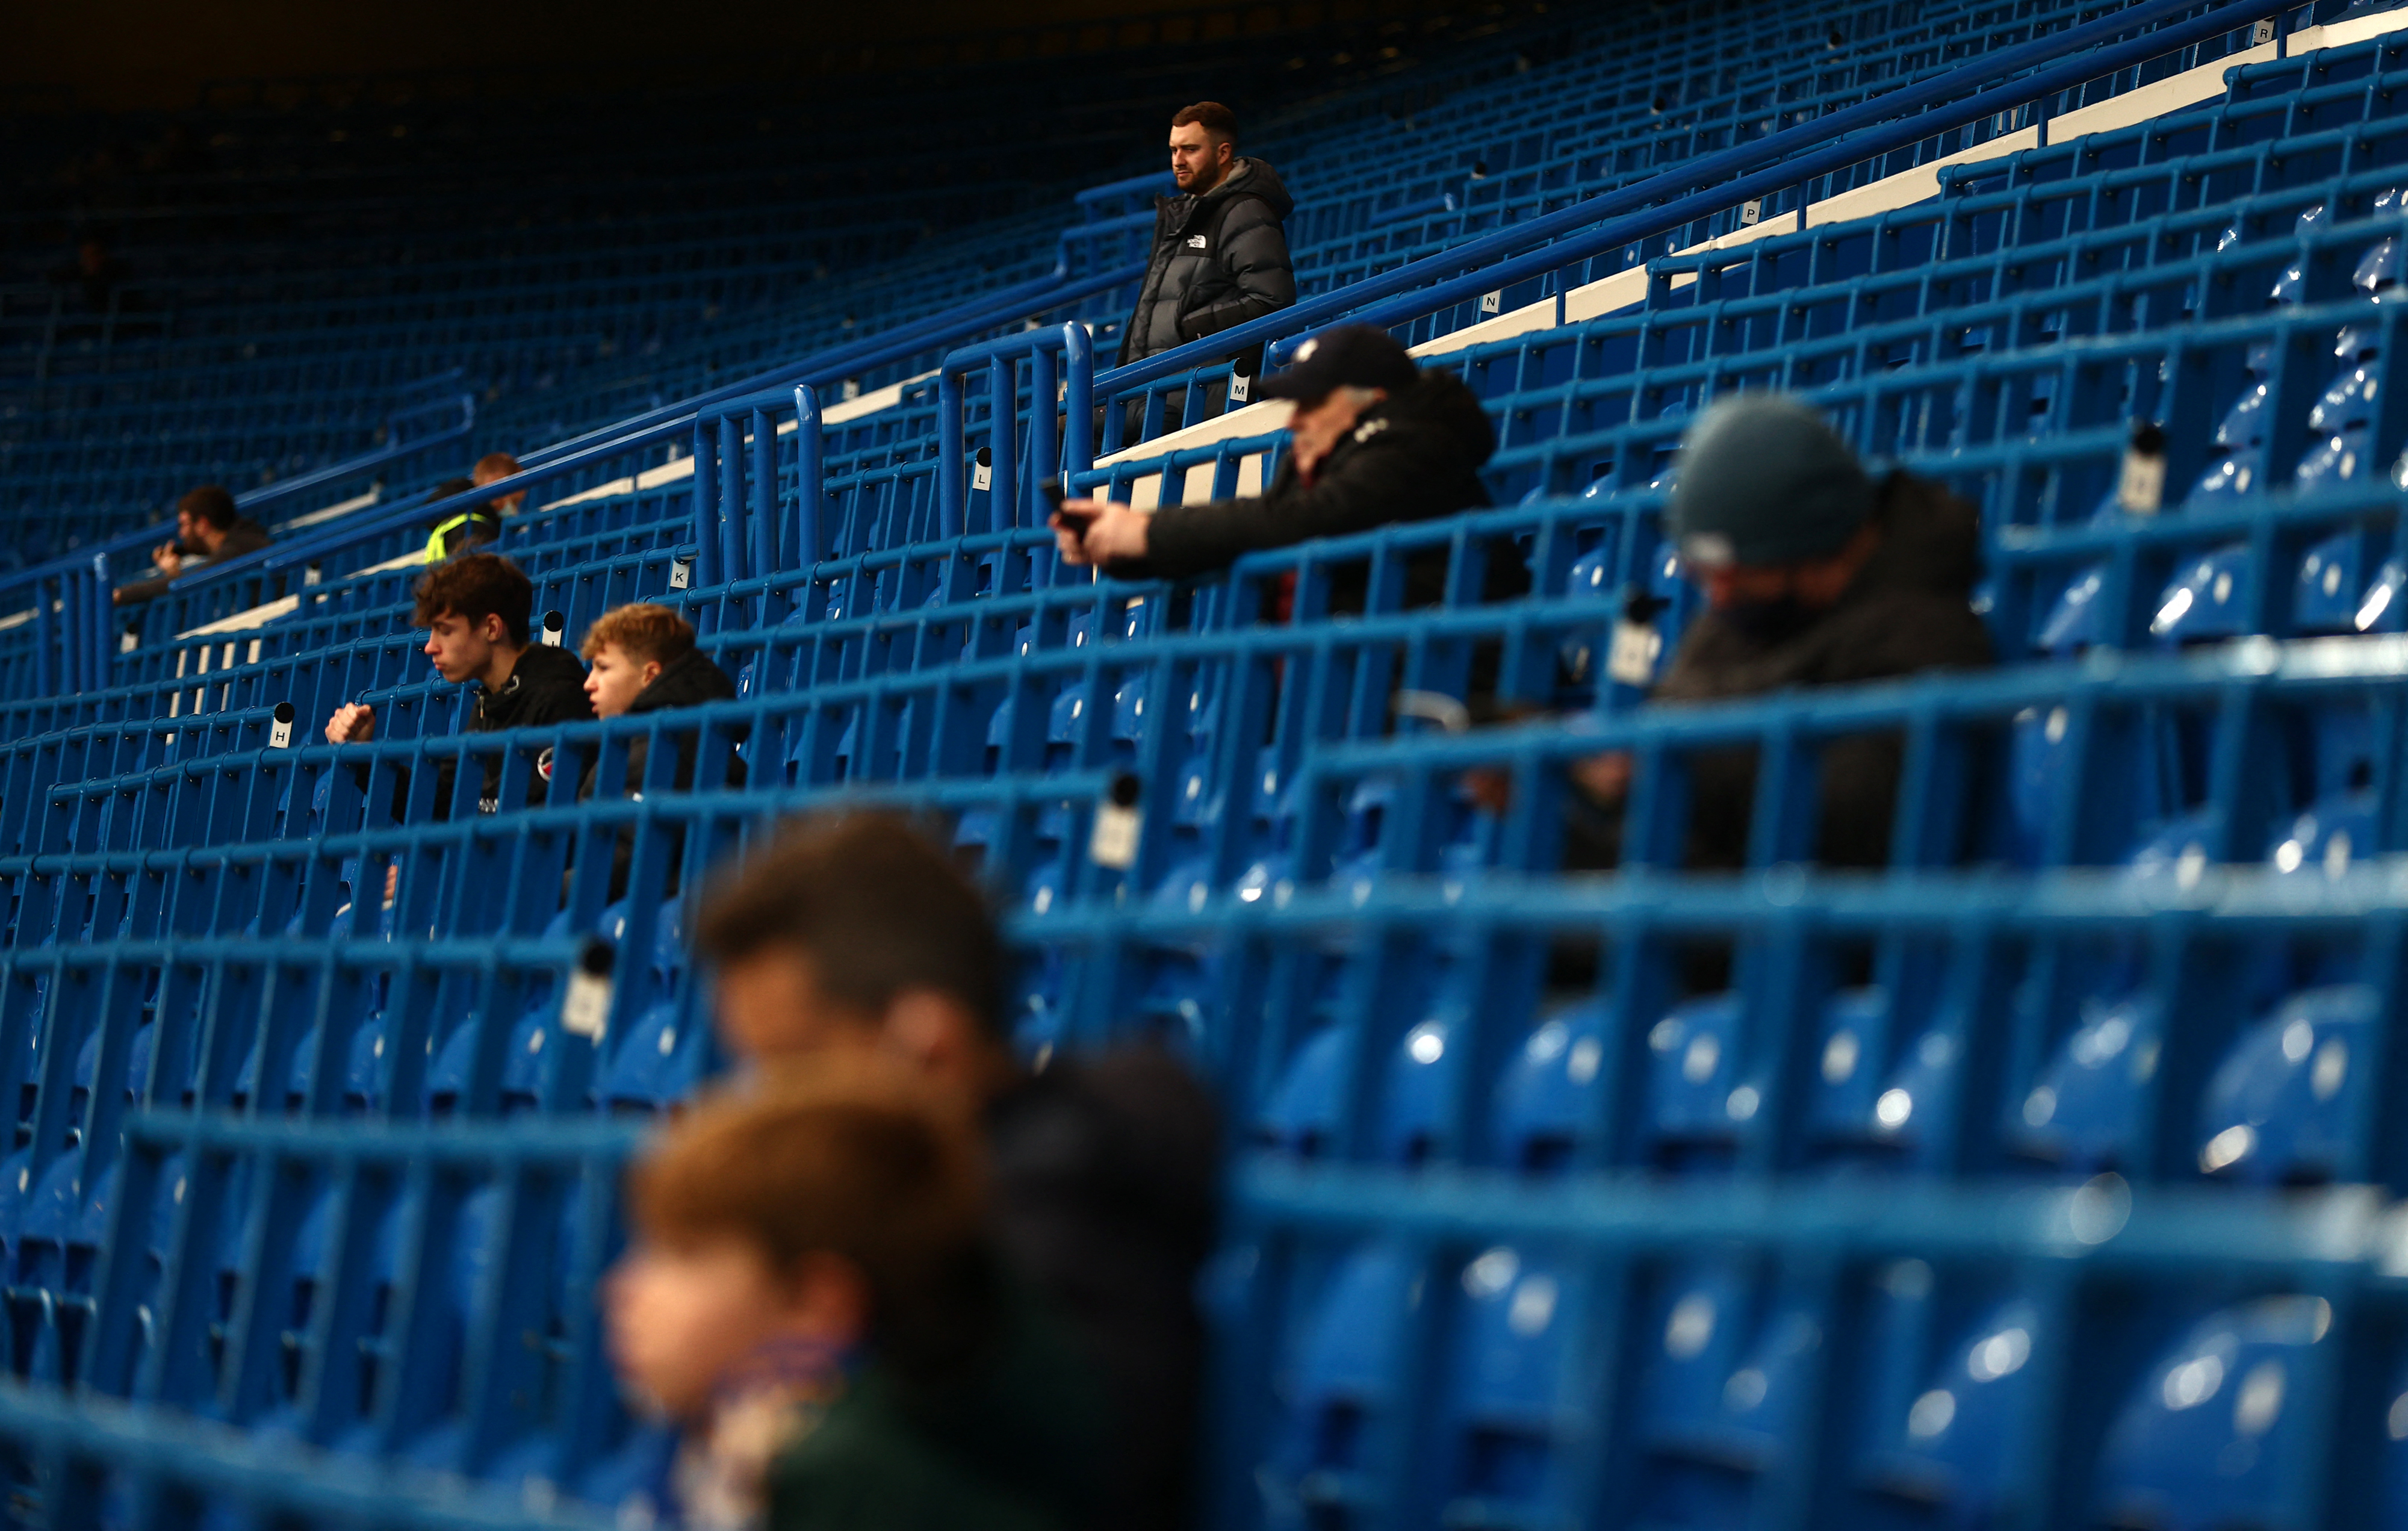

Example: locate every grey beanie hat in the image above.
[1666,394,1875,569]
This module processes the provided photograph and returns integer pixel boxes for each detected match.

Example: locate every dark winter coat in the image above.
[1566,469,1996,872]
[112,515,272,605]
[365,642,594,821]
[766,1275,1105,1531]
[585,647,742,797]
[1110,367,1499,590]
[987,1046,1220,1531]
[1117,158,1297,367]
[578,647,745,901]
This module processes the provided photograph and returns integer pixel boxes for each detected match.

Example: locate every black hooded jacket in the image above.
[1117,158,1297,367]
[365,642,594,821]
[580,647,742,798]
[577,647,744,902]
[1109,367,1499,588]
[1566,469,1996,872]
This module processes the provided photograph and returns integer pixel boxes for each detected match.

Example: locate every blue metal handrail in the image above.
[517,259,1143,470]
[1093,0,2276,402]
[936,323,1096,540]
[0,390,473,608]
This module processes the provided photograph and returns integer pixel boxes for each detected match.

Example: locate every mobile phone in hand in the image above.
[1043,478,1097,533]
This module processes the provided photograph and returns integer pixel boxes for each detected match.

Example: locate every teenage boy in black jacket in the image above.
[324,551,593,818]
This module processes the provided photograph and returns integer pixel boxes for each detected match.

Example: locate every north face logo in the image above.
[1186,234,1209,249]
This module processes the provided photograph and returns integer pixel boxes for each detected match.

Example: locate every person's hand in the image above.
[150,543,181,576]
[325,702,376,744]
[1570,751,1633,805]
[1050,500,1148,567]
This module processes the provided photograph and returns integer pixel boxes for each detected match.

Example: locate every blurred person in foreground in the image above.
[609,1064,1101,1530]
[114,485,271,605]
[323,552,592,817]
[1548,393,1996,871]
[695,812,1219,1531]
[1055,324,1498,598]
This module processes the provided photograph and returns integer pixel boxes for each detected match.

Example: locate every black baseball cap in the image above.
[1258,324,1421,400]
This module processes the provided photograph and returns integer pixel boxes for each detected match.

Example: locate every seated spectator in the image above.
[695,812,1218,1531]
[1058,325,1496,588]
[580,603,740,781]
[474,451,528,516]
[608,1064,1102,1530]
[1555,394,1996,872]
[422,476,500,562]
[113,485,271,605]
[323,552,592,818]
[576,602,743,901]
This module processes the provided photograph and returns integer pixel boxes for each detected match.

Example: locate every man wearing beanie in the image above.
[1564,393,1994,872]
[1051,324,1498,589]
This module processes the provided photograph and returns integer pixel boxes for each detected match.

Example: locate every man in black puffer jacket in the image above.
[1117,102,1295,375]
[1056,326,1500,607]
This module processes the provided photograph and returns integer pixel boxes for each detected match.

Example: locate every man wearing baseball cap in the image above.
[1052,323,1497,587]
[1563,393,1994,871]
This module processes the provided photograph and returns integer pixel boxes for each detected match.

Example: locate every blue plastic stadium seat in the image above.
[2195,985,2375,1185]
[2150,545,2255,643]
[1438,1244,1586,1515]
[2013,992,2164,1173]
[1872,1294,2044,1517]
[1633,1260,1823,1527]
[1804,986,1887,1144]
[1491,1001,1607,1174]
[1270,1241,1424,1521]
[1255,1026,1349,1160]
[2185,342,2281,507]
[2094,1296,2335,1530]
[2289,323,2385,498]
[1644,993,1748,1164]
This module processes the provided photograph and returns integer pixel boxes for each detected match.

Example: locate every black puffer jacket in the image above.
[1111,367,1498,588]
[1566,470,1997,872]
[1117,158,1297,367]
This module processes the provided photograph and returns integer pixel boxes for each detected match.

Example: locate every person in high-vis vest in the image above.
[421,477,500,564]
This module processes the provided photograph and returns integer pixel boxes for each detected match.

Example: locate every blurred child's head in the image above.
[606,1064,987,1420]
[580,603,696,718]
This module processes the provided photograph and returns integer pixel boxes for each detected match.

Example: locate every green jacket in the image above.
[766,1287,1103,1531]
